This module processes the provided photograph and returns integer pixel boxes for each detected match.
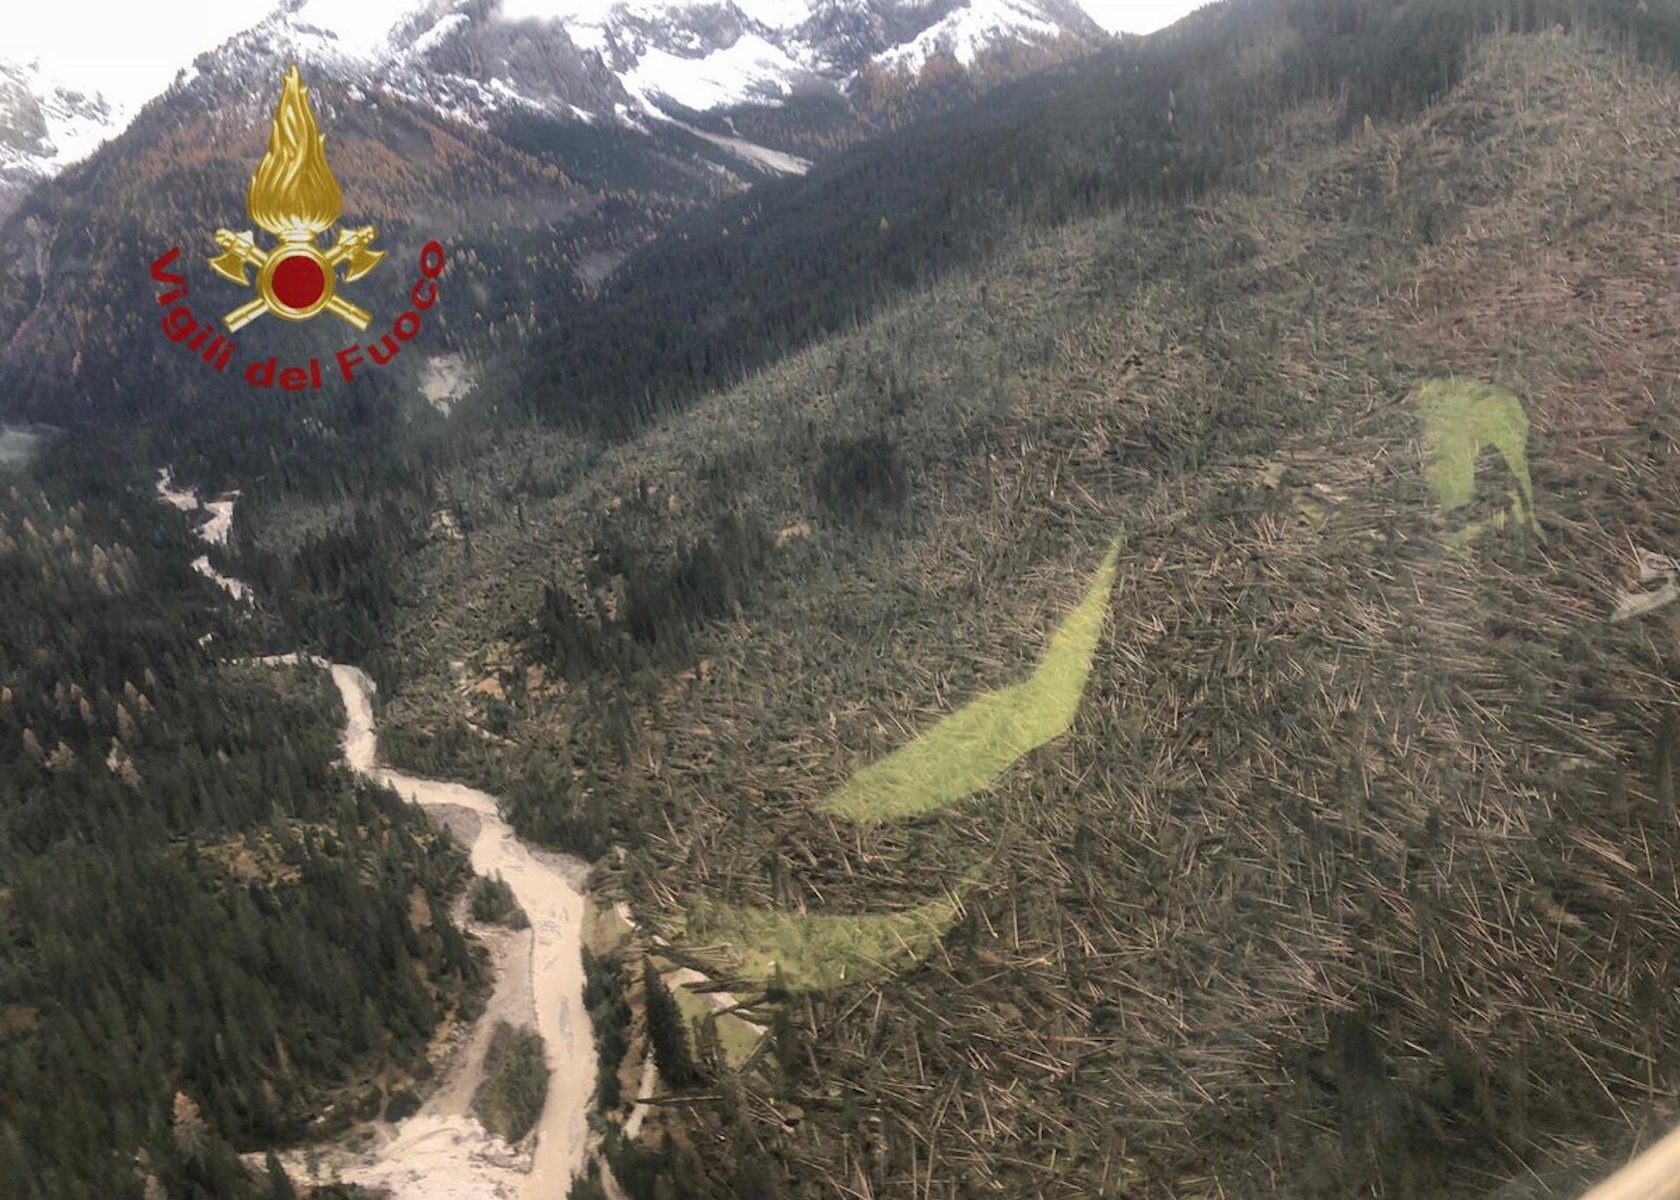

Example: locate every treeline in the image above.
[509,0,1680,438]
[0,459,483,1199]
[495,505,769,853]
[582,949,631,1111]
[1286,0,1680,127]
[500,749,614,859]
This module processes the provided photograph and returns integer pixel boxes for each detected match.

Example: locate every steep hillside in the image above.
[514,0,1289,431]
[502,0,1680,441]
[0,70,719,432]
[323,22,1680,1199]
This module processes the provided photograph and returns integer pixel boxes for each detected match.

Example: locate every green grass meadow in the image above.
[822,540,1121,821]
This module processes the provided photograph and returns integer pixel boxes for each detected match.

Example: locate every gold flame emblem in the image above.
[209,64,384,331]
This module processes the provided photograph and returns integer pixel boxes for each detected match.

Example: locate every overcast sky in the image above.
[7,0,1210,110]
[1081,1,1206,35]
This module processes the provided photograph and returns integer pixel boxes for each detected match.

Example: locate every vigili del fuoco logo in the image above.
[149,64,445,391]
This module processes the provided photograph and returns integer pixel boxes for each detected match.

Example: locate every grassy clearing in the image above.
[821,540,1121,821]
[1414,378,1538,548]
[682,888,964,992]
[662,970,765,1068]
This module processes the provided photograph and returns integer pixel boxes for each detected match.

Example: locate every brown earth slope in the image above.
[286,30,1680,1199]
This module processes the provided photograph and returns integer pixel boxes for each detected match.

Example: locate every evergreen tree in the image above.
[643,957,700,1088]
[263,1152,296,1200]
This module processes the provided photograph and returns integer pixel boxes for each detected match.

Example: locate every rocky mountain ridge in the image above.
[0,0,1103,216]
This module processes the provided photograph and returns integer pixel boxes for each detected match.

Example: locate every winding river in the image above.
[331,663,595,1200]
[157,472,596,1199]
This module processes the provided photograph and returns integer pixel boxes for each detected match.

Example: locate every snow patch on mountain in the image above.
[0,57,132,215]
[410,11,475,58]
[872,0,1063,71]
[625,32,809,111]
[0,58,127,173]
[730,0,816,29]
[0,0,1103,216]
[286,0,420,59]
[665,115,811,173]
[263,0,1097,124]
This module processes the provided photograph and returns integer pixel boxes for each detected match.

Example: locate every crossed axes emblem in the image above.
[209,226,385,332]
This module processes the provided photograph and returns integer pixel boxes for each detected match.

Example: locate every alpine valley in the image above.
[0,0,1102,427]
[9,3,1680,1200]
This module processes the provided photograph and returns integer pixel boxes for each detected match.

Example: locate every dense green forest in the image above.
[0,447,483,1199]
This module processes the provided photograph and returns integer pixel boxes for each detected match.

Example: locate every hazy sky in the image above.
[7,0,1209,109]
[1080,1,1206,35]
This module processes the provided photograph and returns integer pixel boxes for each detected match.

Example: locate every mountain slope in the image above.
[0,0,1102,223]
[307,13,1680,1199]
[0,59,127,218]
[171,0,1101,133]
[514,0,1279,431]
[0,0,1103,442]
[501,0,1680,438]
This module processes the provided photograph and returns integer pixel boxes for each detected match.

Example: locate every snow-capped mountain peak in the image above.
[0,58,129,209]
[0,0,1103,216]
[874,0,1067,71]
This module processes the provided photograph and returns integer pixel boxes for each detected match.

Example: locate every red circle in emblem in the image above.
[271,254,327,310]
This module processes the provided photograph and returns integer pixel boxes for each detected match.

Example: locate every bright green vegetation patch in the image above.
[1414,378,1538,546]
[472,1022,549,1142]
[664,971,765,1068]
[822,541,1121,821]
[683,890,964,992]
